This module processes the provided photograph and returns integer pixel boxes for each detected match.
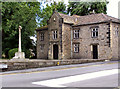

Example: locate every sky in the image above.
[107,0,120,18]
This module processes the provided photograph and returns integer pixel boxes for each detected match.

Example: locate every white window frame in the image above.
[92,28,98,38]
[74,44,79,53]
[73,30,79,39]
[40,33,44,41]
[52,30,57,39]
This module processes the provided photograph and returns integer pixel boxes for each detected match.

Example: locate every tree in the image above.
[2,2,41,58]
[67,0,109,16]
[39,1,67,27]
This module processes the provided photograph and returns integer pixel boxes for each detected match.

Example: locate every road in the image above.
[1,61,119,88]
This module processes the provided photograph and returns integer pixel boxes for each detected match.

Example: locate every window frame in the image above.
[52,30,57,39]
[73,30,79,39]
[73,44,79,53]
[91,28,98,38]
[40,33,44,41]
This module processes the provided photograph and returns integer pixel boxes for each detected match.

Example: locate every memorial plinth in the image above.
[13,52,25,59]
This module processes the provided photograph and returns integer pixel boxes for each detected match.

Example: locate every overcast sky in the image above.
[107,0,119,18]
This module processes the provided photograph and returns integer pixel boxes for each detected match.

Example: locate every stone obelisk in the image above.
[12,25,25,60]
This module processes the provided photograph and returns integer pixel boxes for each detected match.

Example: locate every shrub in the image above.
[8,48,18,59]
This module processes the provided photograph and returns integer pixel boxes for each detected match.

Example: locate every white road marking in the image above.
[32,69,118,87]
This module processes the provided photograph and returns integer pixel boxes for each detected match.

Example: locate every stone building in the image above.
[36,11,120,60]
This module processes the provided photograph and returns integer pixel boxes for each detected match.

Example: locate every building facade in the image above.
[36,11,120,60]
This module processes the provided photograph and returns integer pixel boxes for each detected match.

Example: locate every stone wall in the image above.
[62,24,72,59]
[110,22,120,59]
[37,30,49,59]
[72,23,112,59]
[1,59,107,71]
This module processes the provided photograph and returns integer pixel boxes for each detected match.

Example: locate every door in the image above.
[93,45,98,59]
[53,44,58,59]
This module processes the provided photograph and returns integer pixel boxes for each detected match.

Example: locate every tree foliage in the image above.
[39,1,67,27]
[67,0,109,16]
[2,2,41,58]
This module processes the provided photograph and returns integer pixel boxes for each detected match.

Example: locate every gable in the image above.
[58,13,76,24]
[48,11,62,24]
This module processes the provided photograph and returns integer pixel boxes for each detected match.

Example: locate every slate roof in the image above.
[58,12,120,26]
[76,13,120,26]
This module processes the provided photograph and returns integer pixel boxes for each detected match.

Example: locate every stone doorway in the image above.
[53,44,58,59]
[92,45,98,59]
